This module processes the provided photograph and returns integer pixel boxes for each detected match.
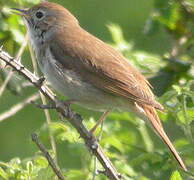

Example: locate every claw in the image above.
[37,76,45,86]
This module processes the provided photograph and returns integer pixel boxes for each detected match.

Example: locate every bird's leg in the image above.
[89,110,110,134]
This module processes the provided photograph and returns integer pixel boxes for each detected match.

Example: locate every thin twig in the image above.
[0,93,39,122]
[0,48,121,180]
[31,133,65,180]
[0,34,27,98]
[28,41,58,162]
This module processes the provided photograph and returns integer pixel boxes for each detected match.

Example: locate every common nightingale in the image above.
[13,2,187,171]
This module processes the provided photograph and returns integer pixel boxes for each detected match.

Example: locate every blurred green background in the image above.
[0,0,194,180]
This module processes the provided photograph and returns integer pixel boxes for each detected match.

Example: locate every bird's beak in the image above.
[11,8,29,18]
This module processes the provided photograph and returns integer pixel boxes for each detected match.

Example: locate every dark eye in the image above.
[35,11,44,19]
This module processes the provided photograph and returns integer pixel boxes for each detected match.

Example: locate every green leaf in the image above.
[49,122,79,142]
[0,167,8,179]
[101,135,124,153]
[187,109,194,121]
[115,160,137,177]
[173,85,182,95]
[170,170,182,180]
[49,122,68,133]
[34,156,48,168]
[26,161,33,175]
[9,158,21,169]
[66,169,88,180]
[177,109,194,124]
[107,23,133,52]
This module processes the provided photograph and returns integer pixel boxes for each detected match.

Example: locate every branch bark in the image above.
[31,133,65,180]
[0,48,121,180]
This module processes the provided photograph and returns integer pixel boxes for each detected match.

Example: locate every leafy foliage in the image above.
[0,156,55,180]
[0,0,194,180]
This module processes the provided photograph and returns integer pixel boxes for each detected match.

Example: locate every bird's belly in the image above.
[38,53,128,112]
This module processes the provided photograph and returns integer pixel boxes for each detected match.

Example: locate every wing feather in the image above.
[49,28,163,110]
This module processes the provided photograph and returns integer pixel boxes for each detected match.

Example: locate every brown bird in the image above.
[13,2,187,171]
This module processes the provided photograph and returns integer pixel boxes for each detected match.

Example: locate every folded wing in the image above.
[49,28,163,110]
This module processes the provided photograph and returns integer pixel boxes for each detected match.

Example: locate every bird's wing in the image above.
[49,29,163,110]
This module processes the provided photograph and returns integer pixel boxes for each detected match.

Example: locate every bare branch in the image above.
[0,48,121,180]
[0,93,39,122]
[31,133,65,180]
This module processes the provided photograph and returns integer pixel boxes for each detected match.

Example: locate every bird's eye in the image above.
[35,11,44,19]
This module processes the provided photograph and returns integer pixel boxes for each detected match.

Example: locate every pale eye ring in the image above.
[35,11,44,19]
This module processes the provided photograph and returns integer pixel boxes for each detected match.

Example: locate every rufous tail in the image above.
[138,104,187,171]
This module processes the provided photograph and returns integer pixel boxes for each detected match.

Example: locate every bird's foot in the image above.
[36,76,46,86]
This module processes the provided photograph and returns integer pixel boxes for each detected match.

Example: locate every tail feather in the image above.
[137,104,187,171]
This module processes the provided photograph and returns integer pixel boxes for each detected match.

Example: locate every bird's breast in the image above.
[40,48,85,98]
